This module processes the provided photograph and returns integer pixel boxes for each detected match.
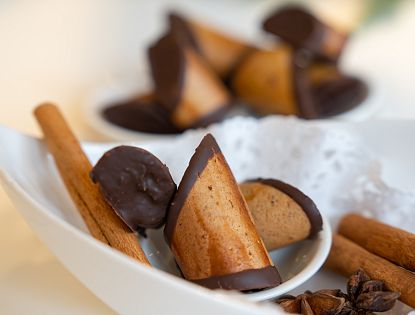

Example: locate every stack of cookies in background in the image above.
[103,6,369,134]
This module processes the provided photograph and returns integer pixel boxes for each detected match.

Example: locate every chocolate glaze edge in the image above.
[247,178,323,238]
[292,50,319,119]
[102,97,182,134]
[189,100,234,129]
[263,7,322,50]
[148,31,186,112]
[169,12,201,53]
[262,6,345,62]
[164,133,221,245]
[312,76,369,118]
[192,266,282,291]
[90,145,177,231]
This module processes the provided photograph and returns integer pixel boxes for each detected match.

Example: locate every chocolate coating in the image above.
[312,76,369,118]
[91,146,176,231]
[263,7,317,48]
[164,133,220,245]
[149,19,234,129]
[149,31,185,111]
[189,103,232,128]
[248,178,323,238]
[102,95,181,134]
[263,6,345,61]
[169,12,200,51]
[193,266,281,291]
[292,51,318,119]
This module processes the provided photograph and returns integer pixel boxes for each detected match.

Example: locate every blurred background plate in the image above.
[1,0,415,141]
[84,70,383,141]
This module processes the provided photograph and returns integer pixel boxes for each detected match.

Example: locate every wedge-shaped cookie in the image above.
[263,6,347,62]
[231,45,316,118]
[164,134,281,291]
[240,179,323,251]
[169,13,252,79]
[149,32,232,130]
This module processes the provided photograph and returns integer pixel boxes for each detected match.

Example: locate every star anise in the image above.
[276,269,400,315]
[277,290,347,315]
[346,269,400,313]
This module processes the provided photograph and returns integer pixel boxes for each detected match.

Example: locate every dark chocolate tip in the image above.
[192,266,282,291]
[91,145,177,232]
[262,6,343,61]
[102,95,182,134]
[248,178,323,238]
[263,6,318,47]
[148,31,186,111]
[312,76,369,118]
[292,50,318,119]
[164,133,221,245]
[168,12,200,52]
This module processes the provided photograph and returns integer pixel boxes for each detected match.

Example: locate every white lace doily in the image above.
[138,116,415,232]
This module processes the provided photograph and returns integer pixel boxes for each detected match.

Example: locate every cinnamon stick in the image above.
[338,213,415,271]
[55,161,108,244]
[325,234,415,307]
[34,103,150,265]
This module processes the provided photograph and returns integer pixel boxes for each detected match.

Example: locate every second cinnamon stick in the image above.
[339,214,415,271]
[325,234,415,308]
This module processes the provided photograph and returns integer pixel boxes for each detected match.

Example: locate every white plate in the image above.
[2,118,414,315]
[0,119,332,315]
[84,69,382,141]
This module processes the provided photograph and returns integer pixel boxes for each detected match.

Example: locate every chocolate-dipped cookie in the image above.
[308,64,369,118]
[312,76,368,117]
[230,45,316,118]
[164,134,281,291]
[240,179,322,251]
[149,31,232,130]
[307,63,369,117]
[263,6,348,62]
[102,93,181,134]
[169,13,253,79]
[91,146,176,232]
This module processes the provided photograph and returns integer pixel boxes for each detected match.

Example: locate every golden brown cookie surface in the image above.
[241,182,311,250]
[164,135,282,290]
